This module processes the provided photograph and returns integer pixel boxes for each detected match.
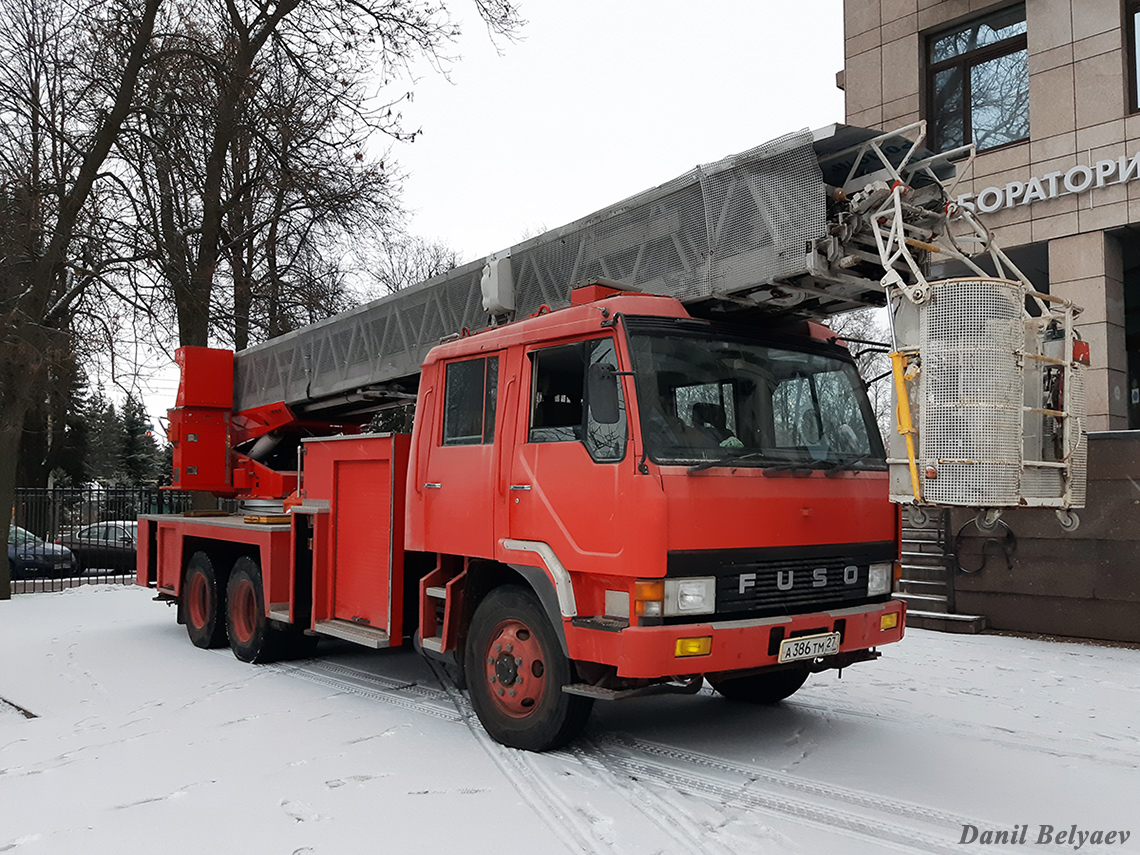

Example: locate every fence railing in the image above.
[9,486,194,595]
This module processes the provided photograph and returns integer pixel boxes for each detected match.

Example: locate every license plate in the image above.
[778,632,840,663]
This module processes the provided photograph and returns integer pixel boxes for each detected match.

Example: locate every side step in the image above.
[313,619,391,649]
[268,603,291,623]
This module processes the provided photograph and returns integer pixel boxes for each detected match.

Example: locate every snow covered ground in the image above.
[1,585,1137,855]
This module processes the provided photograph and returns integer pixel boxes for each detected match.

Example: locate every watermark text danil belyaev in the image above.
[959,825,1130,849]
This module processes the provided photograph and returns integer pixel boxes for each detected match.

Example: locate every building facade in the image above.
[842,0,1140,640]
[844,0,1140,431]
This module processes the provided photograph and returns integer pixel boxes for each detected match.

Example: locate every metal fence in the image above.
[8,486,193,595]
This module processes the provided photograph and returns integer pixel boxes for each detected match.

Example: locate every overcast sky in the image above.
[394,1,847,261]
[138,2,847,432]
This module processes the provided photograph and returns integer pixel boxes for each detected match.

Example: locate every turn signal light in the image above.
[674,636,712,657]
[880,613,899,631]
[634,580,664,617]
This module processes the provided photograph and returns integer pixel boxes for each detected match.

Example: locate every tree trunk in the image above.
[0,417,18,598]
[0,337,43,599]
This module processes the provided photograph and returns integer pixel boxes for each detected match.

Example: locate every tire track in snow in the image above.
[595,731,976,830]
[582,745,984,855]
[278,658,992,853]
[421,660,616,855]
[276,659,463,723]
[584,732,994,853]
[272,658,614,854]
[568,737,734,855]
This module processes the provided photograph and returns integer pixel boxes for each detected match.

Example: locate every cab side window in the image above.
[442,356,499,445]
[528,339,626,461]
[529,344,585,443]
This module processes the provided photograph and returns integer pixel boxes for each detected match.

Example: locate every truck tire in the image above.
[464,585,593,752]
[707,668,810,703]
[184,551,227,649]
[226,556,287,663]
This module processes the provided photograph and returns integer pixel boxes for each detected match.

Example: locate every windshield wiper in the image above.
[760,461,817,477]
[822,454,883,475]
[687,450,779,474]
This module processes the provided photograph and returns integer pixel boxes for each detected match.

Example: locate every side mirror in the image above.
[587,363,621,425]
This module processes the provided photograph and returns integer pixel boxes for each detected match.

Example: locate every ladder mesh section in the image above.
[234,132,827,412]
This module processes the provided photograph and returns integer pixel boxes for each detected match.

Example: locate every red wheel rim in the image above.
[482,619,547,718]
[187,572,210,628]
[231,578,257,644]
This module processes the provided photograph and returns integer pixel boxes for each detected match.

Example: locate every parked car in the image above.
[56,521,137,574]
[8,525,76,578]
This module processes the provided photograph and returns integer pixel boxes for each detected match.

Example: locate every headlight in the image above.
[664,577,716,616]
[868,563,893,596]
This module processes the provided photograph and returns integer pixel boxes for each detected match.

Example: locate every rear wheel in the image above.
[708,668,810,703]
[227,556,276,663]
[183,551,226,649]
[226,556,310,663]
[464,585,593,752]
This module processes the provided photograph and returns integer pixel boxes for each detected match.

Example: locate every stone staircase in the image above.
[895,510,988,633]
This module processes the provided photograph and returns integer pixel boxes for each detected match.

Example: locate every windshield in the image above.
[9,526,42,546]
[628,329,885,469]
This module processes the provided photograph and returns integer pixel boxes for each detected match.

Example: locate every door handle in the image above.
[424,482,442,489]
[509,484,531,491]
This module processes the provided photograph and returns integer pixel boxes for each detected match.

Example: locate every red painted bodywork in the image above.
[137,514,292,607]
[573,601,906,679]
[142,292,903,682]
[301,434,410,641]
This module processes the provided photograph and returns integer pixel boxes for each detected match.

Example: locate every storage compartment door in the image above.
[332,459,394,632]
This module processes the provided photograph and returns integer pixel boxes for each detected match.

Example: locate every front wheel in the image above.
[707,668,810,703]
[464,585,593,752]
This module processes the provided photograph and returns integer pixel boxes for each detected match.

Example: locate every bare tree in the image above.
[370,234,461,295]
[0,0,161,597]
[828,307,893,442]
[120,0,521,350]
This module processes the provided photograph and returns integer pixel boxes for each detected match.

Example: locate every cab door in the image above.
[508,337,630,576]
[420,352,502,559]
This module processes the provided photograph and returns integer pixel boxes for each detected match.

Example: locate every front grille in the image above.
[667,541,894,621]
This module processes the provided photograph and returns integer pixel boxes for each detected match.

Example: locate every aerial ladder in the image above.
[173,121,1085,528]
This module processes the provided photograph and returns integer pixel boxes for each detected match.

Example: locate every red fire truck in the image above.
[141,286,901,751]
[137,124,1085,750]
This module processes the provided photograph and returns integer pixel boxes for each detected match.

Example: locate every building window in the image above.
[1128,1,1140,112]
[927,4,1028,153]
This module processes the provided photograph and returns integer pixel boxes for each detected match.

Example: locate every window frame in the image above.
[440,355,499,446]
[925,4,1029,154]
[1128,0,1140,113]
[525,336,628,462]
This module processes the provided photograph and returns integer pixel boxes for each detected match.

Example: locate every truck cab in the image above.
[404,289,903,749]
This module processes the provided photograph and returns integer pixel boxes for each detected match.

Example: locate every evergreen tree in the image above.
[86,388,122,486]
[120,394,161,485]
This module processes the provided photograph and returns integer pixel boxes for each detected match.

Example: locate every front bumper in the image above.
[567,599,906,679]
[12,557,73,577]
